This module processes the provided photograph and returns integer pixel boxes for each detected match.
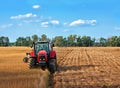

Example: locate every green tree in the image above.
[67,34,77,46]
[25,36,32,46]
[15,37,24,46]
[15,37,28,46]
[91,38,96,46]
[99,37,107,46]
[54,36,63,46]
[108,36,118,46]
[41,34,47,41]
[0,36,9,46]
[76,36,82,46]
[81,36,92,47]
[63,38,68,46]
[0,37,3,46]
[117,36,120,46]
[32,34,38,42]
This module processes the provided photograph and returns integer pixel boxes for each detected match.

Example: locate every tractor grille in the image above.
[40,54,45,61]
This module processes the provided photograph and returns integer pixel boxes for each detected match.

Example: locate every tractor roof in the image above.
[34,41,50,44]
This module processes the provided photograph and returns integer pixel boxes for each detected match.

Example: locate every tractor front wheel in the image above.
[29,58,36,69]
[23,57,28,63]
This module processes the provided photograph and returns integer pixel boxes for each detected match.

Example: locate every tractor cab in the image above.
[33,41,51,56]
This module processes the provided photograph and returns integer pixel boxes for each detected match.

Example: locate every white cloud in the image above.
[86,20,97,26]
[0,24,13,29]
[23,19,40,23]
[63,29,69,32]
[10,13,37,20]
[41,22,49,27]
[32,5,40,9]
[70,19,85,26]
[115,27,120,30]
[70,19,97,26]
[40,20,60,27]
[63,22,68,26]
[50,20,59,25]
[18,23,22,26]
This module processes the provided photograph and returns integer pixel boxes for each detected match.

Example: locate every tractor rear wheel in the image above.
[48,59,57,73]
[29,58,36,69]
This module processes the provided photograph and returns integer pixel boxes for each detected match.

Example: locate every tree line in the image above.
[0,34,120,47]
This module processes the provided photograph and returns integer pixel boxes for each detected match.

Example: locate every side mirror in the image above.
[30,45,33,48]
[30,42,35,48]
[52,44,55,47]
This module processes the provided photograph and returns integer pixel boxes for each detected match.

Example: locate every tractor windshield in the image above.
[35,42,49,54]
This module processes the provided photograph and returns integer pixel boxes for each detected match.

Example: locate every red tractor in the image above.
[23,41,57,73]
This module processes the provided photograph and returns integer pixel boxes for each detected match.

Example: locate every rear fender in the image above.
[50,50,56,59]
[30,51,35,57]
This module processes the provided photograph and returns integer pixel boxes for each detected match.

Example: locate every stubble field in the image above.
[0,47,120,88]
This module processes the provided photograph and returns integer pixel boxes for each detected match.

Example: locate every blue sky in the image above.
[0,0,120,42]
